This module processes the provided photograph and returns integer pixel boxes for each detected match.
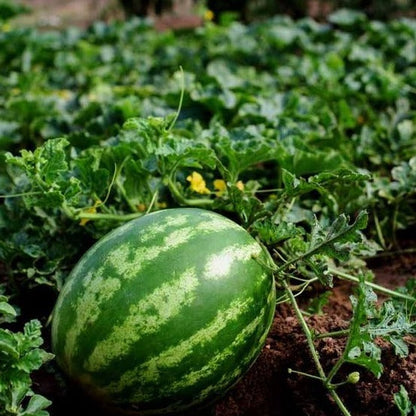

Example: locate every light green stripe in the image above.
[139,213,189,243]
[203,242,261,280]
[103,297,253,394]
[63,215,236,361]
[64,273,121,365]
[54,212,186,346]
[166,287,275,404]
[52,221,134,348]
[52,243,101,343]
[105,217,235,280]
[136,321,268,416]
[84,268,198,372]
[196,313,271,404]
[131,307,266,402]
[196,330,265,403]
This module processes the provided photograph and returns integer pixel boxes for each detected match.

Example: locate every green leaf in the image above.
[0,0,30,21]
[191,82,237,112]
[0,317,52,416]
[344,283,383,378]
[276,137,345,176]
[206,59,244,90]
[73,150,110,198]
[9,381,31,412]
[157,137,217,172]
[37,138,69,185]
[17,349,52,373]
[306,291,332,315]
[328,9,367,27]
[394,385,415,416]
[389,337,409,358]
[0,302,17,320]
[21,320,43,351]
[307,211,369,262]
[21,394,52,416]
[0,329,18,359]
[346,341,382,377]
[213,127,278,180]
[366,300,416,358]
[226,184,267,228]
[253,219,302,246]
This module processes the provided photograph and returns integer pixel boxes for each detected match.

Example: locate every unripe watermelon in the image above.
[52,208,276,415]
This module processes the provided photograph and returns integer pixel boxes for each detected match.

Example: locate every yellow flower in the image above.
[204,9,214,21]
[1,23,11,32]
[57,89,71,99]
[79,200,101,226]
[213,179,245,196]
[186,171,210,195]
[137,203,147,212]
[213,179,227,196]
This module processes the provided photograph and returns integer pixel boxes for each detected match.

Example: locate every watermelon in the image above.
[51,208,276,415]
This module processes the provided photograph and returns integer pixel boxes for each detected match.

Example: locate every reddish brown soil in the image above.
[32,251,416,416]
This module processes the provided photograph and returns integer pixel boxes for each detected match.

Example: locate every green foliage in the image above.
[0,1,29,22]
[306,291,331,315]
[0,293,53,416]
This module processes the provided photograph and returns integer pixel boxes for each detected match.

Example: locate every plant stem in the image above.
[373,209,386,249]
[314,329,349,340]
[167,66,185,132]
[77,212,144,221]
[329,267,416,302]
[366,247,416,259]
[391,200,401,249]
[276,217,357,274]
[288,368,324,382]
[282,279,352,416]
[282,279,326,376]
[0,191,43,198]
[326,354,347,386]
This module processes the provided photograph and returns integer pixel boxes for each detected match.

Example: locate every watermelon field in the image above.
[1,3,416,416]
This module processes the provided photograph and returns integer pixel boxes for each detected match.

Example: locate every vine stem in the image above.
[314,329,349,340]
[0,191,44,198]
[77,212,144,221]
[328,267,416,302]
[276,218,358,274]
[166,65,185,132]
[282,278,352,416]
[373,209,386,249]
[367,247,416,259]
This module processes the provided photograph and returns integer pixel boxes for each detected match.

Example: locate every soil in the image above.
[15,0,200,30]
[14,0,331,30]
[28,249,416,416]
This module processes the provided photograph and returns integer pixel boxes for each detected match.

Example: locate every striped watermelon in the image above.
[51,208,276,415]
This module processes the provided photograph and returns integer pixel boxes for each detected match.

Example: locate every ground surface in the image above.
[16,0,330,29]
[16,0,199,29]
